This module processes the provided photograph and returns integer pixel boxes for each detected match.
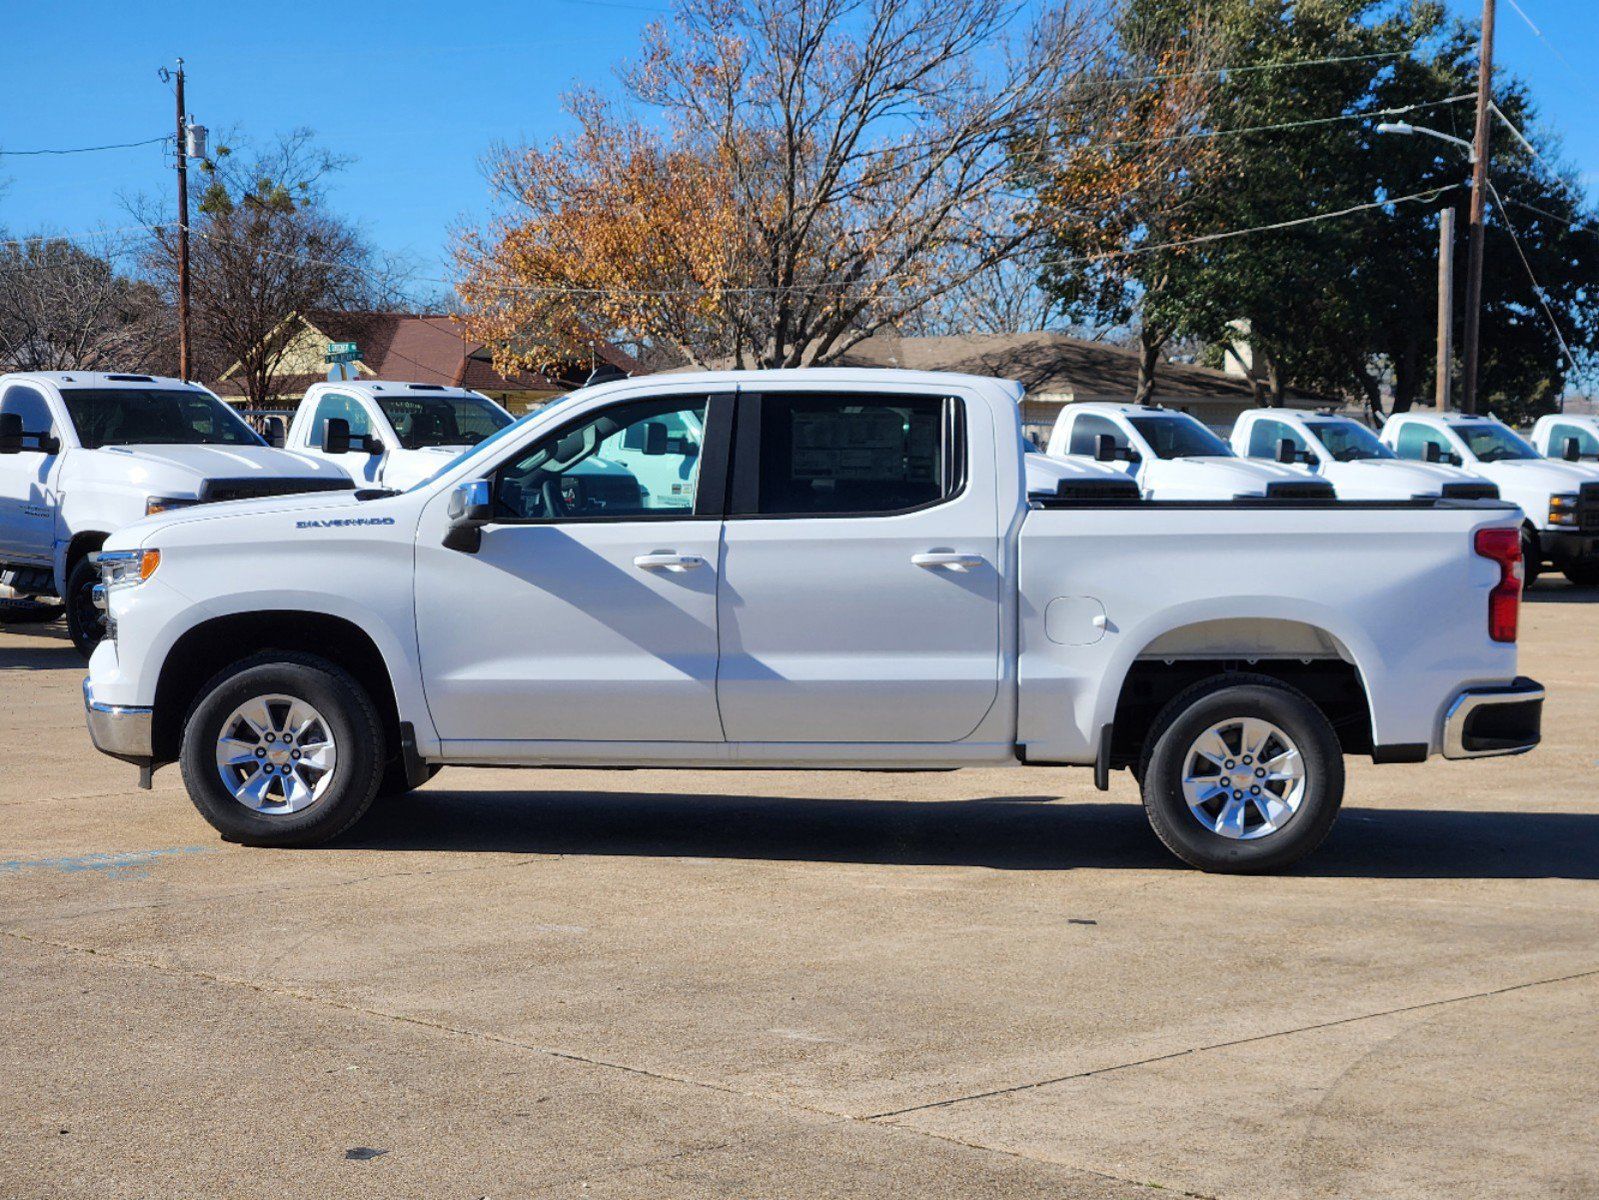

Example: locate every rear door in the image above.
[715,387,1002,743]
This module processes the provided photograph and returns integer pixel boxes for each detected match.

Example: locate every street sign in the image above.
[327,341,358,356]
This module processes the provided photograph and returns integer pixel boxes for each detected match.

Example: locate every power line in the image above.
[1092,93,1473,151]
[1502,0,1599,108]
[0,135,170,158]
[1098,46,1420,88]
[1485,177,1580,374]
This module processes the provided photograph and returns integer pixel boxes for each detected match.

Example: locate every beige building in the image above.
[212,311,638,412]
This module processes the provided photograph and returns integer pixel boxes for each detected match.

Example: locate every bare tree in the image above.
[458,0,1131,372]
[0,233,172,373]
[134,129,388,403]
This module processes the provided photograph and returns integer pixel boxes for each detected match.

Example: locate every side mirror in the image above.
[1424,441,1443,464]
[0,412,58,455]
[443,479,493,553]
[263,416,286,448]
[1093,433,1117,463]
[321,417,352,455]
[1276,437,1298,464]
[642,421,669,456]
[1563,436,1582,462]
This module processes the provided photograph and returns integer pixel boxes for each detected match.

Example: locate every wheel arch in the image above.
[1104,616,1377,770]
[151,610,403,766]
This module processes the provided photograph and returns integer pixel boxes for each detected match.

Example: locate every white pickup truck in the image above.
[1044,402,1335,500]
[0,371,352,655]
[285,380,517,491]
[1528,413,1599,465]
[83,369,1542,873]
[1381,411,1599,586]
[1231,409,1500,500]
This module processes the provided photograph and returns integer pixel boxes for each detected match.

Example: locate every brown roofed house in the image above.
[211,311,639,411]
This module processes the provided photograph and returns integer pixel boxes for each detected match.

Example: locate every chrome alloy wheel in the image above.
[1181,717,1306,840]
[213,694,338,814]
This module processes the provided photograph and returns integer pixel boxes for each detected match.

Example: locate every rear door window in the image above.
[735,394,963,517]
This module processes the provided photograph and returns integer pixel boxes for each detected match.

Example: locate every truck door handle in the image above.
[633,552,705,572]
[912,552,985,572]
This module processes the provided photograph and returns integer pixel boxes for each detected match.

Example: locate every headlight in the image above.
[1549,493,1580,526]
[94,549,161,590]
[146,495,200,517]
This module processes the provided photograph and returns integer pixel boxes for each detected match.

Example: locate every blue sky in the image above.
[2,0,1595,294]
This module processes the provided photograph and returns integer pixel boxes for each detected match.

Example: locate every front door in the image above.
[0,385,60,564]
[415,392,730,743]
[716,388,1002,744]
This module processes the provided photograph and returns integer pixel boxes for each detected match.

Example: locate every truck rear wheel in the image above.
[1138,676,1343,873]
[178,653,385,847]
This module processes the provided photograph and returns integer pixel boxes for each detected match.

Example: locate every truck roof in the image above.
[1389,411,1504,425]
[1065,401,1174,417]
[307,379,491,401]
[599,367,1026,402]
[0,371,206,391]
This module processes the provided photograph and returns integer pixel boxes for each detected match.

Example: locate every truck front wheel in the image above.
[1138,677,1344,873]
[179,653,385,847]
[1562,561,1599,587]
[65,557,104,658]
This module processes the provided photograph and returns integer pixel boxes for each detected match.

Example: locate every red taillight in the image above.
[1474,527,1523,643]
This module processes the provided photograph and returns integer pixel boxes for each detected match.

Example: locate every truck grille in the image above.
[1440,482,1500,501]
[1581,483,1599,532]
[198,478,353,504]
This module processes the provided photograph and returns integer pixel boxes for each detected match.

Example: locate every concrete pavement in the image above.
[1,587,1596,1198]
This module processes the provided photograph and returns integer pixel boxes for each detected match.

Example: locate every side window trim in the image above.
[480,391,733,524]
[727,389,968,520]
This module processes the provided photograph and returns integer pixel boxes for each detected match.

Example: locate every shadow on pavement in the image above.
[0,630,80,671]
[337,787,1599,880]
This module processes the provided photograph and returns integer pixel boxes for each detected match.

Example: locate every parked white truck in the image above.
[1231,409,1500,500]
[1381,411,1599,585]
[1528,412,1599,465]
[1044,402,1336,500]
[83,369,1541,873]
[285,380,517,491]
[0,371,352,655]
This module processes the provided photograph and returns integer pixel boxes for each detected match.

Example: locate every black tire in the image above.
[1521,527,1542,587]
[178,652,385,847]
[377,759,441,799]
[1562,561,1599,587]
[1138,675,1344,874]
[64,556,103,658]
[0,597,64,625]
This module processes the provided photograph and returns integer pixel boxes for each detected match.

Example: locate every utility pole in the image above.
[1460,0,1495,415]
[173,58,191,383]
[1436,206,1455,410]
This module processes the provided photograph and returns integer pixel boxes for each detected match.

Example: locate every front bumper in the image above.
[83,678,154,764]
[1540,529,1599,565]
[1442,676,1544,759]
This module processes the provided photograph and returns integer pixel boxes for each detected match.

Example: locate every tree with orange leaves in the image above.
[455,0,1187,375]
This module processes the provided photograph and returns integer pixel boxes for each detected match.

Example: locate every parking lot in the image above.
[0,587,1594,1199]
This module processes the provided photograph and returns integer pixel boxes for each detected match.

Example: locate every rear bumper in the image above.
[83,678,154,764]
[1442,676,1544,759]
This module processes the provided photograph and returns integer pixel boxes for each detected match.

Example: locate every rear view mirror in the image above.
[321,418,352,455]
[1424,441,1443,464]
[1563,436,1582,462]
[1093,433,1117,463]
[263,416,286,448]
[1276,437,1298,464]
[443,479,493,554]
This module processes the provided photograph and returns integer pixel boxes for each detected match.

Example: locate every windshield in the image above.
[1457,422,1540,462]
[1129,415,1231,459]
[376,394,513,450]
[1304,419,1394,462]
[61,388,262,450]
